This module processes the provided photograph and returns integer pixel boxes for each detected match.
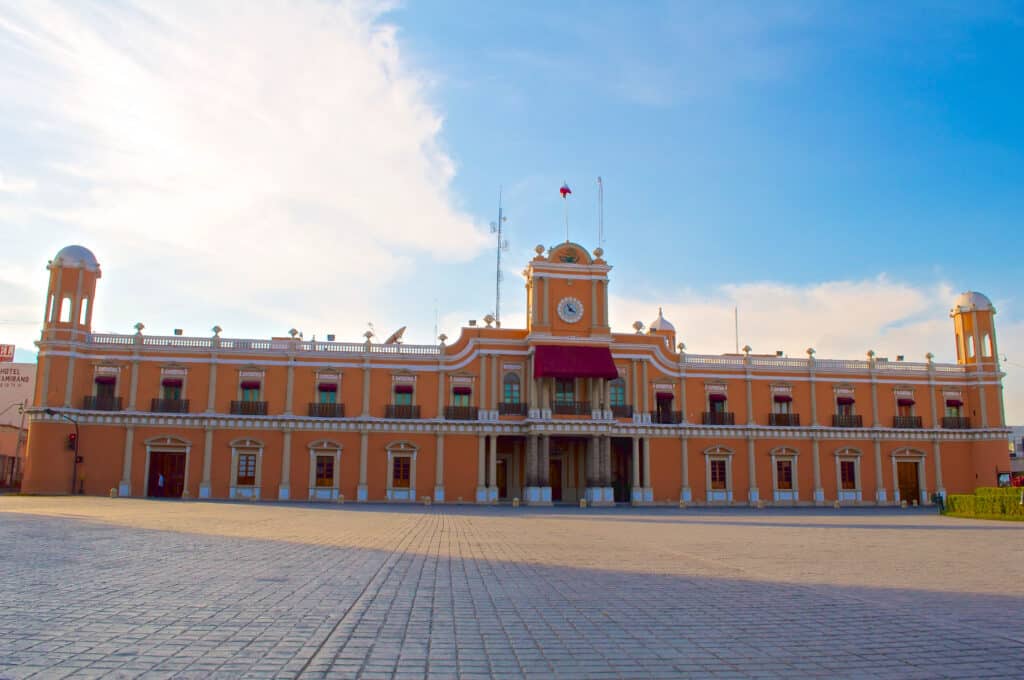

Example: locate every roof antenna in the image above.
[490,187,509,326]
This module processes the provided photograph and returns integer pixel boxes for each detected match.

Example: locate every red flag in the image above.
[560,183,572,198]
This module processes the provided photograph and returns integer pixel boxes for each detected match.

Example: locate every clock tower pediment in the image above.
[524,241,611,338]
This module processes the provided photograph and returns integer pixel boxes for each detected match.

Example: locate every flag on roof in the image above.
[560,183,572,198]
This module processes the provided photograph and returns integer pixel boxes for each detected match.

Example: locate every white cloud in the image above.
[0,173,36,193]
[610,277,1024,424]
[0,0,488,347]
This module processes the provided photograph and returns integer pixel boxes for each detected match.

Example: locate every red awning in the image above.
[533,345,618,379]
[161,378,183,388]
[946,399,963,407]
[897,398,915,406]
[240,380,261,390]
[708,393,727,403]
[453,386,472,395]
[836,396,855,405]
[94,375,116,385]
[655,391,674,400]
[394,384,413,394]
[773,394,792,403]
[318,383,337,392]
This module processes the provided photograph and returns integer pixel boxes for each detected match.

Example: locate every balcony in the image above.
[650,410,683,424]
[611,405,634,419]
[444,406,479,420]
[893,415,922,429]
[385,404,421,419]
[498,402,528,416]
[151,398,190,413]
[231,400,268,416]
[769,413,800,427]
[942,416,971,430]
[82,396,122,411]
[553,400,591,416]
[308,402,345,418]
[832,414,863,428]
[702,412,735,426]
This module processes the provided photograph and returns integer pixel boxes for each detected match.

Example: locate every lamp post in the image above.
[44,408,80,495]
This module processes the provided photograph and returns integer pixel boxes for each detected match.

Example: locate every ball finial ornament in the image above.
[534,244,545,255]
[133,322,144,334]
[593,247,603,258]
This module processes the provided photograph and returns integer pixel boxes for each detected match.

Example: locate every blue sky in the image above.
[1,1,1023,418]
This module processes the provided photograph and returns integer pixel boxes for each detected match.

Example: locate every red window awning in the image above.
[773,394,792,403]
[94,376,116,385]
[946,399,963,407]
[240,380,261,390]
[897,398,915,406]
[452,386,472,395]
[533,345,618,380]
[708,393,727,403]
[836,396,855,405]
[161,378,183,388]
[394,384,414,394]
[655,391,674,400]
[318,383,337,392]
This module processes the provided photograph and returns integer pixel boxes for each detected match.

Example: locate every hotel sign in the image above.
[0,363,34,427]
[0,345,13,362]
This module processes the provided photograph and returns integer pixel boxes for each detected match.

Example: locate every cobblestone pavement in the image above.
[0,498,1022,679]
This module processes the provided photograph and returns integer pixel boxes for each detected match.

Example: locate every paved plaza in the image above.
[0,498,1022,679]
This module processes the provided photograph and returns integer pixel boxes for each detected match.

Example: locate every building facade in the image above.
[22,243,1009,505]
[0,362,33,488]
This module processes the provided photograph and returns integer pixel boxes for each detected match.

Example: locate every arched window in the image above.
[46,294,54,322]
[955,333,961,361]
[609,378,626,406]
[982,333,992,357]
[967,335,975,358]
[59,296,72,323]
[79,297,89,325]
[502,373,521,403]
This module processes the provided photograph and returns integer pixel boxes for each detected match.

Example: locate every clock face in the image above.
[557,297,584,323]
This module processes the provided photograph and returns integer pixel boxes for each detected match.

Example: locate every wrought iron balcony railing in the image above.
[82,396,123,411]
[444,406,479,420]
[650,410,683,424]
[611,405,633,419]
[768,413,800,426]
[942,416,971,429]
[498,402,528,416]
[832,414,863,428]
[151,398,189,413]
[552,400,591,415]
[702,411,735,426]
[892,415,922,429]
[231,400,268,416]
[385,404,421,419]
[308,402,345,418]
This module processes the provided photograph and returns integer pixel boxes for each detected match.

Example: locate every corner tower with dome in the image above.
[21,241,1010,507]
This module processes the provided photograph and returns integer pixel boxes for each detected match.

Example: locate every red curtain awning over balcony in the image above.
[452,386,472,395]
[533,345,618,379]
[161,378,183,388]
[394,384,414,394]
[317,383,337,392]
[240,380,261,390]
[94,376,116,385]
[708,393,727,403]
[655,392,674,400]
[773,394,792,403]
[897,398,915,406]
[946,398,963,407]
[836,396,855,405]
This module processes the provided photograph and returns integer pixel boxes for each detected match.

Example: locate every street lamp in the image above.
[44,408,81,495]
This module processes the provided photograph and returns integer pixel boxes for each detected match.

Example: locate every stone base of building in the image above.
[585,486,614,505]
[813,488,825,506]
[875,489,887,504]
[118,481,130,498]
[524,486,552,505]
[433,486,445,503]
[748,488,760,505]
[631,487,653,504]
[387,487,416,501]
[357,484,368,502]
[278,485,291,501]
[679,487,692,503]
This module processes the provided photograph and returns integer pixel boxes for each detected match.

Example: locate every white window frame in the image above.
[704,446,734,504]
[230,438,264,500]
[890,447,927,506]
[769,447,799,504]
[385,441,418,502]
[308,440,342,501]
[834,447,862,504]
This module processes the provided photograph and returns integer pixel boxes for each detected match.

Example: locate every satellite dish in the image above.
[384,326,406,345]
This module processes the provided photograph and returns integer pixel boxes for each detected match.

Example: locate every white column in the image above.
[491,354,499,415]
[747,437,758,504]
[479,354,487,413]
[488,433,498,502]
[933,440,945,498]
[279,430,292,500]
[811,438,823,505]
[873,438,885,503]
[118,426,134,497]
[642,437,651,502]
[128,355,140,411]
[284,358,295,415]
[476,434,487,502]
[200,428,213,498]
[206,361,218,412]
[870,363,880,427]
[434,433,445,502]
[808,357,817,426]
[62,269,84,407]
[680,436,690,502]
[641,361,649,420]
[361,361,371,417]
[542,276,549,325]
[357,431,368,501]
[631,436,641,503]
[745,367,754,425]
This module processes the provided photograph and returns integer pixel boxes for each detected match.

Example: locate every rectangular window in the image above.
[392,456,411,488]
[452,391,470,406]
[95,378,116,399]
[79,297,89,325]
[710,398,726,414]
[776,460,793,490]
[898,403,913,417]
[315,455,334,487]
[163,385,182,400]
[945,405,961,417]
[60,296,72,323]
[773,399,792,414]
[503,381,520,403]
[394,390,413,406]
[710,459,727,489]
[840,460,856,490]
[837,401,854,416]
[240,380,261,402]
[609,382,626,406]
[237,454,257,486]
[555,378,575,404]
[318,389,337,404]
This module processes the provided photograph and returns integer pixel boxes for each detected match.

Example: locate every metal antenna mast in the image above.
[490,188,509,326]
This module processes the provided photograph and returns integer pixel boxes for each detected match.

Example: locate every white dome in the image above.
[952,291,993,312]
[52,245,100,271]
[649,307,675,332]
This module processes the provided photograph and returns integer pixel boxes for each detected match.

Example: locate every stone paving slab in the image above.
[0,498,1022,678]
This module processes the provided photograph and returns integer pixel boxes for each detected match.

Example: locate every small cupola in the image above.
[647,307,676,349]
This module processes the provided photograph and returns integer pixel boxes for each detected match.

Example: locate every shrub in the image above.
[945,487,1024,520]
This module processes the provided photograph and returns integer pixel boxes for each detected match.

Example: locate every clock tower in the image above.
[524,242,611,338]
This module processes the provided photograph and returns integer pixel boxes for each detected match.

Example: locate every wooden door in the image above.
[496,459,507,499]
[897,461,919,504]
[147,452,185,498]
[549,459,562,502]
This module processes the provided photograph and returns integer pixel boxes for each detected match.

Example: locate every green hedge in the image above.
[944,487,1024,520]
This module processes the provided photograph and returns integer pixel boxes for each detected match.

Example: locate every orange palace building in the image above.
[23,243,1009,506]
